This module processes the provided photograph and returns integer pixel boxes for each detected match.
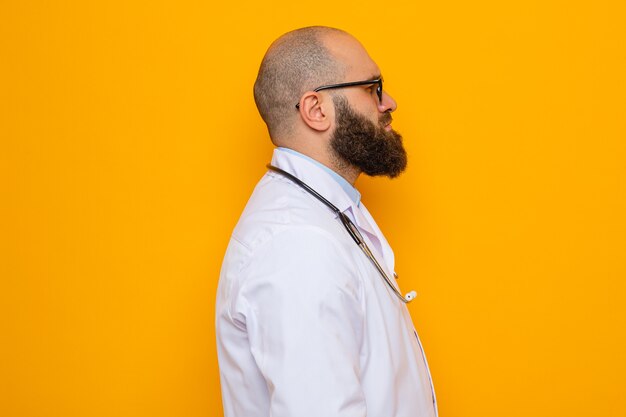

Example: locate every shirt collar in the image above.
[276,147,361,206]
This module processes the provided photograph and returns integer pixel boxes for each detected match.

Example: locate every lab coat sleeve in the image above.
[238,225,367,417]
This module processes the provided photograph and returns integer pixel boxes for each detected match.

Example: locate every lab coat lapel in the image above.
[355,203,397,279]
[348,206,384,257]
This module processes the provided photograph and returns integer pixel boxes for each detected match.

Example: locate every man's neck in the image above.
[332,161,360,186]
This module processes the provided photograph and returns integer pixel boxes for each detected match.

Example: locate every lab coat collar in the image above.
[270,148,357,216]
[276,147,361,206]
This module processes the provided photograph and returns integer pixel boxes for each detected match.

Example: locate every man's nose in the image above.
[378,91,397,113]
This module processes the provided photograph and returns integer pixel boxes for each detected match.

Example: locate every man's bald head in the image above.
[253,26,348,142]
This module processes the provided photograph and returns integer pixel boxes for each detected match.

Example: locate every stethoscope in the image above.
[267,164,417,304]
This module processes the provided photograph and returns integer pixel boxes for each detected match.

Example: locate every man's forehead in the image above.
[323,33,380,78]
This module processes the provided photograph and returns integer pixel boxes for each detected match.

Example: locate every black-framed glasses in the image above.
[295,78,383,109]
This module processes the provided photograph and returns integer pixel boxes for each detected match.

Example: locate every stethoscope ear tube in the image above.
[267,164,415,304]
[338,212,362,245]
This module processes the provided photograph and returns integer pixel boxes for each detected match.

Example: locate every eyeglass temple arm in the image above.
[296,79,382,109]
[313,79,381,92]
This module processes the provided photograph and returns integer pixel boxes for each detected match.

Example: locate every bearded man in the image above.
[216,26,438,417]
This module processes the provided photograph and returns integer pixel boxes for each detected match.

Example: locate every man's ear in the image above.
[297,92,332,132]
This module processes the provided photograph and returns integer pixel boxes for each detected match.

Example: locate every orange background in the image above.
[2,1,625,416]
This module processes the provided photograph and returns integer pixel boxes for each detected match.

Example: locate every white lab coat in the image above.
[216,148,437,417]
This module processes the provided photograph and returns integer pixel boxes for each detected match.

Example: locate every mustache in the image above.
[379,112,393,126]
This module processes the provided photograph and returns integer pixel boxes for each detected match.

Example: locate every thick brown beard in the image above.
[329,96,408,178]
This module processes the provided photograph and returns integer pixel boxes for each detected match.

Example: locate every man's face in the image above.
[329,95,407,178]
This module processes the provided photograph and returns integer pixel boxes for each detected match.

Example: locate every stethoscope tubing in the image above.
[267,164,414,304]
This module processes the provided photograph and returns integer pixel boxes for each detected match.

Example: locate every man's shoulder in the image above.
[231,172,346,253]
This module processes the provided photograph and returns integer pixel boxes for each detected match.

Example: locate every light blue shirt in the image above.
[277,147,361,206]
